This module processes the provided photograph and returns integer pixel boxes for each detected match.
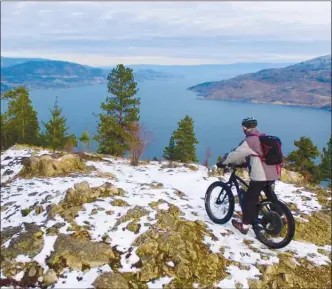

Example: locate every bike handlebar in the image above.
[208,163,248,171]
[217,163,248,169]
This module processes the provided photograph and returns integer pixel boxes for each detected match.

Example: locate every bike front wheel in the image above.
[205,181,235,224]
[253,200,295,249]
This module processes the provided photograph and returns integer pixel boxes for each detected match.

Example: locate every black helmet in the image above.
[242,117,257,128]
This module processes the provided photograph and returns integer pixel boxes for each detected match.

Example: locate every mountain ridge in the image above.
[0,59,176,93]
[188,55,332,110]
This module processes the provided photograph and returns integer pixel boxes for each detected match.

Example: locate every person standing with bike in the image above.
[216,117,284,235]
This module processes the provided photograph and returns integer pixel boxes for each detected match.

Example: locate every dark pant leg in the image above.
[242,181,267,225]
[263,182,279,202]
[263,182,283,215]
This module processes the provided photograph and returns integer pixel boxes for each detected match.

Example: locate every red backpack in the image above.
[248,133,283,173]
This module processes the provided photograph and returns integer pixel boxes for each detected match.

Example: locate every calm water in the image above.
[2,77,331,163]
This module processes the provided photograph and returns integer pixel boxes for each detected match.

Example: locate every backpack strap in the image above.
[247,133,266,160]
[248,133,283,174]
[247,133,266,137]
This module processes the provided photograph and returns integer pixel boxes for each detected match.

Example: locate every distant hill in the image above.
[1,60,107,91]
[0,58,176,92]
[1,57,47,68]
[188,55,332,110]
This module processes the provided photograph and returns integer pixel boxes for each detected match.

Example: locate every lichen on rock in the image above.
[1,223,44,259]
[47,234,116,272]
[133,206,229,288]
[294,211,331,246]
[115,206,149,227]
[46,181,123,223]
[111,199,130,207]
[1,226,22,246]
[43,269,58,285]
[126,221,141,234]
[20,261,44,286]
[93,272,129,289]
[0,259,25,278]
[249,253,332,289]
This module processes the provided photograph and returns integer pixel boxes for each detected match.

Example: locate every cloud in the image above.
[1,1,331,65]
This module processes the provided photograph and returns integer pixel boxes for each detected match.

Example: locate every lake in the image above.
[2,77,331,164]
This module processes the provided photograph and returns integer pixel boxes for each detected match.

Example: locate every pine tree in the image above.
[163,135,176,161]
[64,134,78,153]
[1,87,40,148]
[166,115,199,163]
[79,130,90,152]
[1,113,9,150]
[41,97,69,150]
[287,136,320,181]
[318,135,332,185]
[95,64,140,156]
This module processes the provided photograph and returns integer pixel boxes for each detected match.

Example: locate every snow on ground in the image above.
[0,147,331,288]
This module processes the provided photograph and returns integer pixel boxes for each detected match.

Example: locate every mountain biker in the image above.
[216,117,283,235]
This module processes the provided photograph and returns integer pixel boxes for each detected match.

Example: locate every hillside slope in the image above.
[0,146,331,288]
[1,60,107,91]
[1,60,175,92]
[188,55,331,110]
[1,57,47,68]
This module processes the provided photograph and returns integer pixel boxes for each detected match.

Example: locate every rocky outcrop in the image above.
[114,206,149,227]
[280,169,304,184]
[1,223,44,259]
[132,207,229,288]
[43,269,58,285]
[249,253,332,289]
[47,181,124,223]
[47,234,116,272]
[294,211,331,246]
[19,154,88,178]
[93,272,130,289]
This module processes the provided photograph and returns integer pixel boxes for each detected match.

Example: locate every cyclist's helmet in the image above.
[242,117,257,128]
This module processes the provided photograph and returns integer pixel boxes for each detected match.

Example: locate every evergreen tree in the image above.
[79,130,90,152]
[163,135,176,161]
[95,64,140,156]
[1,113,9,150]
[41,97,69,150]
[1,87,40,148]
[64,134,78,153]
[287,136,320,181]
[165,115,199,163]
[318,135,332,185]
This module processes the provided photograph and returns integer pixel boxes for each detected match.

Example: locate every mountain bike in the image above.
[205,164,295,249]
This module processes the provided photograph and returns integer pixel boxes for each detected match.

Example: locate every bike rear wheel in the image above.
[205,181,235,224]
[253,200,295,249]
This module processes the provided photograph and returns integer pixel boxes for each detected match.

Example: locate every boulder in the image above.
[43,269,58,285]
[133,206,229,288]
[2,223,44,259]
[47,234,115,272]
[18,154,88,178]
[280,169,304,184]
[115,206,149,226]
[93,272,129,289]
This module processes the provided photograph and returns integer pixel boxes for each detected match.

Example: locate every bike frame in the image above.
[224,168,249,192]
[217,167,267,208]
[216,168,249,206]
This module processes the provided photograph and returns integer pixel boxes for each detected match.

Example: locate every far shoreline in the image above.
[194,95,332,112]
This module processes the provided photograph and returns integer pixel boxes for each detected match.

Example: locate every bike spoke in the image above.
[208,186,230,220]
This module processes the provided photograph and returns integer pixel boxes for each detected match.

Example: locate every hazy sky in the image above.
[1,1,331,66]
